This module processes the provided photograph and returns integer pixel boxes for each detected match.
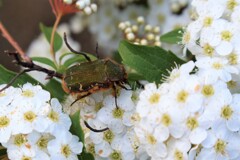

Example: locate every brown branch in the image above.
[0,22,31,62]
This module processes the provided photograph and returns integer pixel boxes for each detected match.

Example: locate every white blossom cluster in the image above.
[133,0,240,159]
[78,90,151,160]
[182,0,240,91]
[0,83,83,160]
[63,0,97,15]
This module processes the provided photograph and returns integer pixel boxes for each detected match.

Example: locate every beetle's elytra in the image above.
[62,58,127,96]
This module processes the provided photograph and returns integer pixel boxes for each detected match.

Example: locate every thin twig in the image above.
[0,22,30,62]
[50,13,62,64]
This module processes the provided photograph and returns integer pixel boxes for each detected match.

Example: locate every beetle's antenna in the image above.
[63,33,91,62]
[84,121,109,132]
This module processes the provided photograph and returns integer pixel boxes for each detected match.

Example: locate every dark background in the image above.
[0,0,95,71]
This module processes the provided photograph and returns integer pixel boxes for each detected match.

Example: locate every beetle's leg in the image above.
[95,42,100,59]
[0,69,32,92]
[84,121,109,132]
[70,93,92,106]
[63,33,91,62]
[112,82,119,109]
[117,82,132,91]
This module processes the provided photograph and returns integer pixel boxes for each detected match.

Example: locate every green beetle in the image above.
[2,33,129,106]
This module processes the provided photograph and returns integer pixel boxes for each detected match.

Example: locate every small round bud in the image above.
[76,1,86,9]
[84,6,92,15]
[127,33,135,41]
[171,3,180,13]
[140,39,148,45]
[147,33,154,41]
[90,4,97,12]
[153,27,160,33]
[154,41,161,46]
[85,0,91,6]
[118,22,126,30]
[155,36,160,41]
[132,25,138,32]
[145,25,152,32]
[63,0,73,4]
[124,27,132,34]
[137,16,145,24]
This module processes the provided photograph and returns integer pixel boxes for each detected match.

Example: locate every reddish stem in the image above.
[0,22,31,62]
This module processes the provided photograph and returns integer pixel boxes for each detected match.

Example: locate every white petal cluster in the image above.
[79,90,150,160]
[182,0,240,85]
[135,61,240,159]
[0,83,83,160]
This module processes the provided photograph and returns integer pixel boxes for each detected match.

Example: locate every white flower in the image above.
[48,131,83,160]
[13,83,50,105]
[197,124,240,159]
[97,89,135,133]
[200,19,240,56]
[165,137,191,160]
[12,102,50,134]
[46,98,71,134]
[196,56,239,83]
[0,85,21,107]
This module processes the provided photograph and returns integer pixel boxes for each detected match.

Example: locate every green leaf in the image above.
[39,23,63,52]
[31,57,57,70]
[70,111,95,160]
[63,54,97,68]
[45,78,67,102]
[118,41,185,84]
[160,28,183,44]
[0,65,40,87]
[70,111,85,143]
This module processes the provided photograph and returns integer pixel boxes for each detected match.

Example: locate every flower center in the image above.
[24,111,36,122]
[149,93,160,104]
[0,116,10,128]
[37,136,49,149]
[103,130,114,143]
[203,44,214,56]
[201,85,214,97]
[22,156,32,160]
[228,53,238,65]
[227,0,238,10]
[110,150,122,160]
[177,90,189,103]
[221,31,232,41]
[112,108,124,119]
[186,117,199,130]
[221,105,233,120]
[0,92,6,97]
[174,150,184,160]
[95,102,103,112]
[48,110,59,122]
[214,139,226,154]
[227,80,237,89]
[14,134,27,147]
[61,144,71,158]
[203,17,213,27]
[182,31,191,44]
[87,143,95,154]
[161,113,172,126]
[157,14,165,23]
[22,90,34,97]
[212,62,223,70]
[147,134,157,145]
